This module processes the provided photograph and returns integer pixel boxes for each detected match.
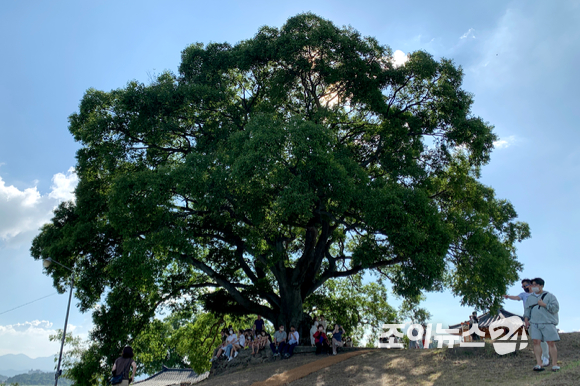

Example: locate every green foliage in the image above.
[31,13,529,385]
[133,311,254,375]
[49,329,87,381]
[304,275,397,343]
[398,295,432,325]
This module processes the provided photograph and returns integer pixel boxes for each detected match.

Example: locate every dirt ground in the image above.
[196,332,580,386]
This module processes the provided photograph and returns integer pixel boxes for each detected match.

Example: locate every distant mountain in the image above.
[0,369,26,378]
[0,374,7,381]
[0,354,55,377]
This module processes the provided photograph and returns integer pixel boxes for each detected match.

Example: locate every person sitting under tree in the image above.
[313,325,331,355]
[331,324,346,355]
[283,325,300,359]
[250,331,261,356]
[231,328,245,358]
[270,324,287,357]
[211,329,229,362]
[224,328,238,361]
[244,329,253,349]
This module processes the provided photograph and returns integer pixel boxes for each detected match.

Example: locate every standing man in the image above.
[504,278,550,366]
[524,278,560,372]
[270,324,287,357]
[253,315,265,336]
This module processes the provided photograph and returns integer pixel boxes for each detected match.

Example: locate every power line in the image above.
[0,292,58,316]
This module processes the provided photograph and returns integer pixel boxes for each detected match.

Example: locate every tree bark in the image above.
[275,282,310,343]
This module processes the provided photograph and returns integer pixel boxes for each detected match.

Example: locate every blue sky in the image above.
[1,0,579,358]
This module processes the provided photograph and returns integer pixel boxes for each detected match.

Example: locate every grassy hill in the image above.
[197,332,580,386]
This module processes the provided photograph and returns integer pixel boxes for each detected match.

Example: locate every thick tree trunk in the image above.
[275,285,310,344]
[298,314,314,346]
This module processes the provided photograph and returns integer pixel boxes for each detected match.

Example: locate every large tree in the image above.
[32,13,529,382]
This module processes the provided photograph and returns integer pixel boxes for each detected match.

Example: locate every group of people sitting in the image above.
[210,315,300,362]
[309,315,353,355]
[210,314,353,363]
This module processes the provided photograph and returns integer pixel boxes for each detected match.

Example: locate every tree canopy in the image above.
[31,13,529,385]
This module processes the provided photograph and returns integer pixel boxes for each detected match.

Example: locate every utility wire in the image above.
[0,292,58,316]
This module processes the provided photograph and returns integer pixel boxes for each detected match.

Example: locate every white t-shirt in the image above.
[288,331,299,344]
[238,334,245,347]
[518,291,531,307]
[226,333,237,345]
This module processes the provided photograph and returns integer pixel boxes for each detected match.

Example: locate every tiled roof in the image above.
[449,308,523,329]
[134,366,209,386]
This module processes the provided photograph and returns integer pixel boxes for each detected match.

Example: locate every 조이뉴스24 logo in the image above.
[379,316,527,355]
[489,316,528,355]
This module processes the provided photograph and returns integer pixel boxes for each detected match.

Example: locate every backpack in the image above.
[531,292,549,311]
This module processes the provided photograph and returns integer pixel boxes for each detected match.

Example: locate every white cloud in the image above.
[0,168,78,247]
[49,168,78,202]
[460,28,476,39]
[391,50,408,68]
[493,135,517,149]
[0,320,77,358]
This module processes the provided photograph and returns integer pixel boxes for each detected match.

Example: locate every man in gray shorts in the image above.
[504,278,549,366]
[524,278,560,372]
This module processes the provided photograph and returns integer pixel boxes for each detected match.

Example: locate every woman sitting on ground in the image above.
[252,330,266,355]
[263,330,272,348]
[313,325,331,355]
[250,333,259,355]
[211,329,229,362]
[225,328,239,361]
[244,329,253,349]
[238,329,246,349]
[331,324,346,355]
[231,329,245,358]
